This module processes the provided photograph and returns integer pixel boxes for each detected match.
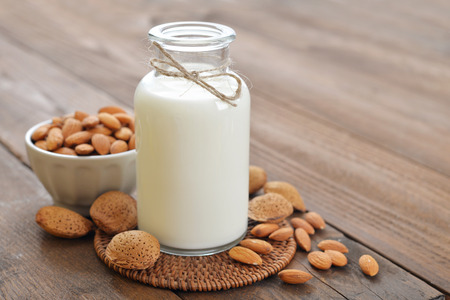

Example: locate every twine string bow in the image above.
[150,42,241,107]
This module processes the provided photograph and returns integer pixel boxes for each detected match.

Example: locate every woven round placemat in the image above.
[94,220,297,291]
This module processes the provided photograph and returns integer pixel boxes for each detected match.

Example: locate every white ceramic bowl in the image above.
[25,120,136,216]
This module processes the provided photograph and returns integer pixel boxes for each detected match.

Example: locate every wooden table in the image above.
[1,0,449,299]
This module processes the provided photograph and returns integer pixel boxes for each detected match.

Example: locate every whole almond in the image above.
[128,134,136,150]
[91,133,111,155]
[65,131,92,147]
[99,105,126,115]
[250,223,280,237]
[113,112,133,125]
[35,206,93,238]
[35,140,48,150]
[248,193,294,223]
[278,269,312,284]
[304,212,326,230]
[110,140,128,154]
[51,117,63,128]
[239,239,273,254]
[359,255,379,276]
[90,191,137,235]
[229,246,262,265]
[269,227,294,241]
[291,217,315,235]
[82,115,100,129]
[317,240,349,253]
[128,117,135,132]
[87,125,112,136]
[46,127,64,151]
[307,251,332,270]
[264,181,306,211]
[62,118,82,139]
[294,228,311,252]
[105,230,160,270]
[107,135,117,144]
[32,124,51,141]
[54,147,77,156]
[249,165,267,194]
[325,250,348,267]
[98,112,121,131]
[74,110,89,121]
[114,127,133,141]
[75,143,94,155]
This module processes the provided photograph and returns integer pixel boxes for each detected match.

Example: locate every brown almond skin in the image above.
[249,165,267,194]
[114,127,133,141]
[317,240,349,253]
[34,140,48,150]
[74,110,89,121]
[51,117,63,128]
[250,223,280,237]
[105,230,160,270]
[98,106,126,115]
[278,269,313,284]
[90,191,137,235]
[98,112,121,131]
[294,228,311,252]
[87,125,113,136]
[46,127,64,151]
[91,133,111,155]
[113,112,133,125]
[82,115,100,129]
[269,227,294,241]
[61,118,83,139]
[110,140,128,154]
[304,212,326,230]
[54,147,77,156]
[291,217,315,235]
[229,246,262,265]
[128,134,136,150]
[248,193,294,223]
[239,239,273,254]
[359,255,379,276]
[325,250,348,267]
[35,206,93,238]
[32,124,51,141]
[307,251,332,270]
[75,143,94,155]
[264,181,306,211]
[65,131,92,147]
[128,117,135,132]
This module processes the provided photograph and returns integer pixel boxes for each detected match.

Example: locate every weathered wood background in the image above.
[0,0,448,299]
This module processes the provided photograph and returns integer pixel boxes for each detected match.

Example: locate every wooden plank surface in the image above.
[0,0,448,298]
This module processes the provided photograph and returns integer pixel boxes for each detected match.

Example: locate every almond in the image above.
[75,143,94,155]
[278,269,313,284]
[98,112,121,131]
[51,117,63,128]
[317,240,349,253]
[107,135,117,144]
[99,105,127,115]
[229,246,262,265]
[32,124,51,141]
[294,228,311,252]
[128,134,136,150]
[110,140,128,154]
[82,115,100,129]
[74,110,89,121]
[250,223,280,237]
[307,251,332,270]
[35,206,93,238]
[114,127,133,141]
[249,165,267,194]
[90,191,137,235]
[239,239,273,254]
[105,230,160,270]
[65,131,92,147]
[359,255,379,276]
[34,140,48,150]
[128,117,135,132]
[91,133,111,155]
[54,147,77,156]
[248,193,294,223]
[269,227,294,241]
[325,250,348,267]
[291,217,315,235]
[264,181,306,211]
[61,118,82,139]
[87,125,112,136]
[46,127,64,151]
[304,212,326,230]
[113,112,133,125]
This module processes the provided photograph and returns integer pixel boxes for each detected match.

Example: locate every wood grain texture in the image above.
[0,0,448,298]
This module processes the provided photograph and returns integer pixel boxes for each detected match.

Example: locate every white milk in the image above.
[135,71,250,254]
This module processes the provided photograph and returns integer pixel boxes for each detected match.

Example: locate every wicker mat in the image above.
[94,220,297,291]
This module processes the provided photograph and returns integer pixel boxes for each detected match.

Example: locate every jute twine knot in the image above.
[150,42,241,107]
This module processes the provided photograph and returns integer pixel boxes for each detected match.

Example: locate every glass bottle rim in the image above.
[148,21,236,47]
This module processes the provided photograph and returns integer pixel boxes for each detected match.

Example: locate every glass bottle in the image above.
[134,22,250,256]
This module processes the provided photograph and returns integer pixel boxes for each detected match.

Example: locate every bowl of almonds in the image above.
[25,106,136,216]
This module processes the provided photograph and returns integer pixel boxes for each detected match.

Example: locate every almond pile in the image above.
[31,106,135,156]
[229,165,380,285]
